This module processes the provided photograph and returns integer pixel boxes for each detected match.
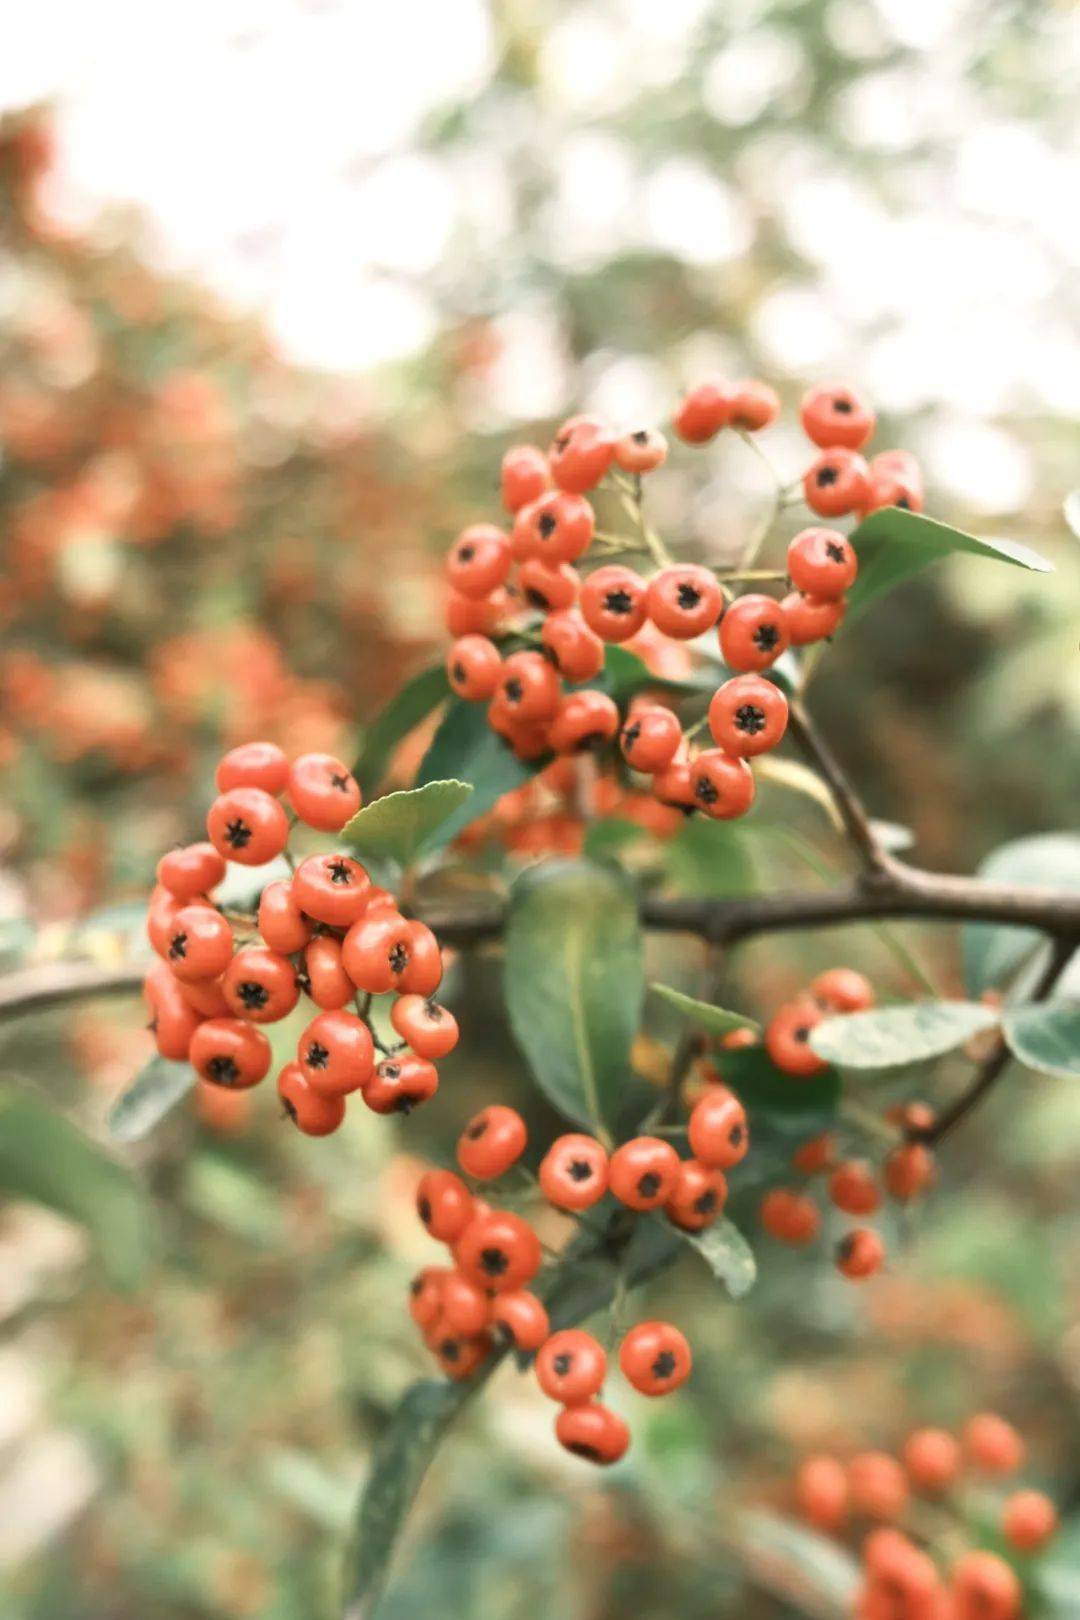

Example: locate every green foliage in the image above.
[810,1001,999,1069]
[108,1055,196,1141]
[1002,1000,1080,1080]
[0,1085,152,1289]
[649,983,761,1038]
[677,1217,757,1299]
[847,508,1052,622]
[344,780,473,868]
[716,1043,841,1136]
[352,665,452,796]
[963,834,1080,995]
[416,697,536,847]
[503,860,644,1135]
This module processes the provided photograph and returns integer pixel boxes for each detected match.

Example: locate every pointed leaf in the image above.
[109,1055,195,1141]
[650,982,761,1038]
[352,664,451,795]
[678,1217,757,1299]
[504,860,643,1133]
[847,507,1052,623]
[1002,1000,1080,1080]
[344,780,473,868]
[810,1000,999,1069]
[415,697,537,848]
[963,833,1080,996]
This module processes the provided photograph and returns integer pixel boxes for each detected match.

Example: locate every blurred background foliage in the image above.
[0,1,1078,1616]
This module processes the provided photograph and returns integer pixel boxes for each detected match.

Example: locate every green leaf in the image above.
[415,697,537,848]
[1002,1000,1080,1080]
[847,507,1053,623]
[108,1055,195,1142]
[963,834,1080,996]
[540,1211,682,1336]
[0,1086,152,1289]
[663,816,759,899]
[597,645,700,701]
[650,982,761,1038]
[343,1379,472,1620]
[810,1001,999,1069]
[677,1217,757,1298]
[716,1043,841,1136]
[344,780,473,868]
[352,664,451,796]
[504,859,644,1133]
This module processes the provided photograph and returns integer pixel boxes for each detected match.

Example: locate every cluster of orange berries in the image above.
[407,1081,751,1462]
[144,741,456,1131]
[793,1413,1057,1619]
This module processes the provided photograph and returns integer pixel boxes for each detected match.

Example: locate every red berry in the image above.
[903,1429,961,1495]
[781,591,847,646]
[519,557,579,613]
[258,879,312,954]
[222,946,299,1023]
[548,690,619,754]
[540,609,605,683]
[835,1226,884,1280]
[883,1142,935,1203]
[189,1018,271,1089]
[457,1104,527,1181]
[538,1134,609,1210]
[548,414,616,494]
[144,962,201,1061]
[791,1133,836,1175]
[796,1455,848,1532]
[447,635,502,701]
[862,465,924,516]
[215,741,289,796]
[765,999,826,1077]
[950,1551,1022,1620]
[800,383,875,451]
[207,787,290,866]
[147,885,184,957]
[287,753,361,832]
[408,1266,450,1329]
[165,904,233,983]
[435,1331,493,1381]
[729,379,780,432]
[963,1413,1025,1475]
[810,967,875,1012]
[848,1451,908,1520]
[535,1328,606,1403]
[341,909,414,995]
[620,705,681,772]
[491,1290,550,1351]
[415,1170,475,1243]
[1003,1489,1057,1553]
[759,1187,820,1245]
[554,1401,630,1465]
[619,1320,691,1396]
[438,1271,492,1337]
[646,564,724,639]
[363,1053,439,1114]
[277,1062,346,1136]
[156,842,226,901]
[580,565,648,643]
[828,1160,881,1216]
[608,1136,681,1210]
[174,973,229,1019]
[303,934,354,1009]
[688,1085,749,1169]
[652,758,697,810]
[446,523,512,598]
[291,853,371,928]
[513,490,595,564]
[496,650,562,723]
[455,1209,541,1292]
[446,587,509,636]
[501,444,551,512]
[689,749,755,820]
[673,381,733,444]
[665,1159,728,1230]
[718,594,790,673]
[613,428,667,474]
[708,674,788,757]
[787,527,858,599]
[297,1009,375,1097]
[803,447,870,518]
[390,995,459,1060]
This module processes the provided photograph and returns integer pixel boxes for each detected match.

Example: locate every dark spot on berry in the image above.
[816,465,839,488]
[794,1026,810,1044]
[237,980,269,1010]
[225,817,252,848]
[457,543,475,563]
[452,661,466,684]
[752,622,780,652]
[294,970,312,995]
[380,1062,401,1080]
[417,1197,432,1225]
[409,1276,423,1296]
[734,703,766,735]
[330,772,352,792]
[553,433,571,454]
[729,1123,744,1147]
[207,1054,240,1086]
[676,582,702,611]
[167,931,187,960]
[603,588,634,615]
[693,773,718,806]
[651,1350,677,1380]
[552,1352,573,1376]
[567,1441,602,1461]
[479,1246,509,1277]
[836,1233,857,1263]
[537,512,557,539]
[896,496,910,510]
[305,1041,330,1070]
[503,677,524,704]
[423,999,444,1022]
[693,1189,717,1215]
[631,429,649,445]
[466,1117,488,1140]
[440,1338,460,1361]
[388,942,410,974]
[832,396,853,414]
[621,720,641,751]
[825,540,846,564]
[525,587,550,610]
[327,858,353,885]
[394,1095,416,1114]
[568,1158,593,1182]
[281,1096,298,1123]
[637,1171,661,1198]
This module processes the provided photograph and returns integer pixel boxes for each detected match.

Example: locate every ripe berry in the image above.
[408,1266,449,1330]
[690,750,755,820]
[548,414,616,494]
[222,946,299,1024]
[513,490,595,564]
[147,885,184,958]
[446,523,511,599]
[519,557,579,613]
[446,587,509,637]
[765,1000,826,1078]
[415,1170,475,1243]
[652,758,697,810]
[963,1412,1025,1475]
[447,635,502,702]
[489,708,552,762]
[620,705,682,773]
[342,910,421,995]
[646,564,724,639]
[791,1133,836,1174]
[708,674,788,757]
[554,1401,630,1465]
[781,591,847,646]
[535,1329,606,1403]
[207,787,290,866]
[608,1136,681,1210]
[293,853,371,928]
[457,1104,527,1181]
[363,1053,439,1114]
[144,963,201,1061]
[835,1227,884,1280]
[800,383,875,451]
[438,1271,492,1337]
[287,753,361,832]
[501,443,551,512]
[795,1455,848,1532]
[580,565,648,643]
[950,1551,1022,1620]
[165,904,233,983]
[491,1290,550,1351]
[861,1530,941,1615]
[613,427,667,474]
[618,1320,691,1396]
[277,1062,346,1136]
[884,1142,935,1203]
[390,995,459,1060]
[787,527,858,600]
[903,1428,961,1495]
[1003,1489,1058,1553]
[215,741,289,796]
[174,973,229,1018]
[803,447,870,518]
[862,464,924,516]
[729,379,780,432]
[540,609,605,682]
[435,1332,493,1381]
[760,1187,820,1246]
[258,879,312,954]
[665,1159,728,1231]
[688,1085,749,1169]
[538,1134,609,1210]
[297,1010,375,1097]
[496,650,561,723]
[810,967,874,1013]
[157,842,226,901]
[189,1018,272,1089]
[455,1209,542,1292]
[304,935,354,1009]
[673,381,733,444]
[829,1161,882,1216]
[848,1451,908,1521]
[548,690,619,754]
[718,593,790,673]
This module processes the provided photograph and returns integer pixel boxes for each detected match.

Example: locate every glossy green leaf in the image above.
[650,982,761,1038]
[678,1217,757,1299]
[810,1000,999,1069]
[343,779,473,867]
[963,834,1080,996]
[847,507,1052,623]
[504,859,644,1133]
[1002,1000,1080,1080]
[663,816,759,899]
[108,1055,195,1141]
[351,663,451,796]
[540,1211,682,1336]
[415,696,536,848]
[0,1086,152,1289]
